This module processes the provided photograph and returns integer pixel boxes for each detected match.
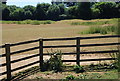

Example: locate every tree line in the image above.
[1,2,120,21]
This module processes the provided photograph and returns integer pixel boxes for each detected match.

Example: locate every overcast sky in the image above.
[7,0,51,7]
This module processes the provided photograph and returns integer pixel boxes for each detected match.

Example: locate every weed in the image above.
[43,50,63,72]
[65,75,76,80]
[73,65,85,73]
[35,76,43,79]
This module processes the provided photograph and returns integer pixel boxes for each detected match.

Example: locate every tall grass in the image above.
[71,21,108,25]
[80,25,118,35]
[2,20,55,25]
[71,18,118,26]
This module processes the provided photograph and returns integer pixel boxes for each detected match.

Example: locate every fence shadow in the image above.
[1,66,40,81]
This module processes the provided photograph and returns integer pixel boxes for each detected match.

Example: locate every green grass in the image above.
[71,18,118,26]
[80,25,118,35]
[1,20,55,25]
[65,70,118,80]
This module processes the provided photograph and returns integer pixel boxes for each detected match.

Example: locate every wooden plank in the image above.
[11,61,39,72]
[10,39,39,47]
[80,42,120,47]
[43,50,118,56]
[80,50,119,54]
[62,60,76,62]
[80,58,117,62]
[62,58,116,62]
[11,53,40,64]
[43,37,76,41]
[0,62,6,67]
[39,39,43,71]
[43,45,76,48]
[0,53,40,67]
[0,71,7,76]
[5,44,11,81]
[43,52,76,55]
[10,46,39,55]
[80,35,120,40]
[76,37,80,65]
[0,45,5,48]
[1,53,6,57]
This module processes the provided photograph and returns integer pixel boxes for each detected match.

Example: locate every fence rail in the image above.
[0,35,119,80]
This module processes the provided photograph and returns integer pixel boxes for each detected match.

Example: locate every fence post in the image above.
[5,44,11,81]
[39,39,43,71]
[76,37,80,66]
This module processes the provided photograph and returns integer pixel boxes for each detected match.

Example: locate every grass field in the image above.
[2,18,118,44]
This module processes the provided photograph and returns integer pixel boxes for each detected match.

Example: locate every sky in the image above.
[7,0,52,7]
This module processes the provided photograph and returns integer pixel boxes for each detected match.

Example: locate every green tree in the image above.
[24,10,32,19]
[115,3,120,18]
[39,3,51,12]
[58,4,65,15]
[92,2,117,18]
[77,2,92,20]
[91,8,100,19]
[10,8,25,20]
[34,3,46,20]
[46,4,60,20]
[8,5,19,12]
[68,6,78,18]
[23,5,35,19]
[23,5,35,14]
[2,4,10,20]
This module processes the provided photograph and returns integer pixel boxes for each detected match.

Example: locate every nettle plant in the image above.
[43,49,63,72]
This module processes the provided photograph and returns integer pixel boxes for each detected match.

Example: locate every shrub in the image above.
[73,65,85,73]
[31,20,40,25]
[42,50,63,72]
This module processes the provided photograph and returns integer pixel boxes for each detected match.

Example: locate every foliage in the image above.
[65,75,76,80]
[58,4,65,15]
[10,8,25,20]
[46,4,60,20]
[34,3,46,20]
[92,2,118,18]
[91,8,100,19]
[23,5,35,14]
[67,6,78,18]
[42,50,63,72]
[73,65,85,73]
[2,4,10,20]
[77,2,92,20]
[1,2,120,21]
[38,3,51,12]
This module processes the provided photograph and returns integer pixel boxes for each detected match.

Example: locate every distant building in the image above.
[0,0,7,4]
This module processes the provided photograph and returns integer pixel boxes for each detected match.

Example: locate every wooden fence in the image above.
[0,35,120,80]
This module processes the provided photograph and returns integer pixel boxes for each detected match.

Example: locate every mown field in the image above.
[1,18,118,44]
